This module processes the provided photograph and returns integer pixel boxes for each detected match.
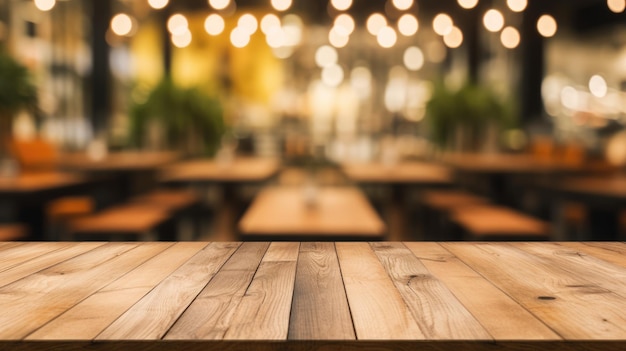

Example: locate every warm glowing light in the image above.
[261,14,281,34]
[148,0,169,10]
[315,45,338,68]
[398,14,418,36]
[561,86,579,109]
[322,64,344,87]
[331,0,353,11]
[329,27,349,48]
[377,26,397,48]
[392,0,413,11]
[483,9,504,32]
[167,14,188,36]
[607,0,626,13]
[111,14,133,36]
[500,26,520,49]
[230,27,250,48]
[589,75,608,98]
[367,13,387,36]
[457,0,478,9]
[403,46,424,71]
[334,14,355,36]
[433,13,453,36]
[209,0,230,10]
[271,0,292,11]
[238,13,258,35]
[172,30,192,48]
[537,14,557,37]
[507,0,527,12]
[204,14,225,36]
[34,0,56,11]
[443,26,463,48]
[266,28,286,48]
[283,14,303,46]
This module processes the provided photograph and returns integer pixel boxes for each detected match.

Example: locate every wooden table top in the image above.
[341,161,453,185]
[58,151,179,172]
[238,187,385,239]
[0,242,624,350]
[0,172,86,194]
[557,175,626,200]
[441,153,583,174]
[160,157,280,184]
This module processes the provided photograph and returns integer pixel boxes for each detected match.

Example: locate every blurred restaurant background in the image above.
[1,0,626,243]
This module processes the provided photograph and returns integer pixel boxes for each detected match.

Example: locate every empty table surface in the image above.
[0,172,86,194]
[160,157,280,184]
[0,242,624,350]
[58,151,179,172]
[238,187,386,240]
[440,153,583,174]
[342,161,454,184]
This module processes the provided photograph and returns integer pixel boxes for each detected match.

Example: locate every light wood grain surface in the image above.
[441,153,582,174]
[1,242,625,350]
[58,151,179,172]
[238,187,386,239]
[0,172,86,193]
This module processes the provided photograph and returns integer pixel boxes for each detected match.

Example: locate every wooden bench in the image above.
[419,190,491,240]
[0,224,28,241]
[67,204,171,241]
[450,204,550,241]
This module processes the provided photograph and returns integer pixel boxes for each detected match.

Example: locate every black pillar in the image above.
[520,2,545,123]
[90,0,112,134]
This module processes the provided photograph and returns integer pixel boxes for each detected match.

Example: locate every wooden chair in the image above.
[450,204,550,241]
[0,224,28,241]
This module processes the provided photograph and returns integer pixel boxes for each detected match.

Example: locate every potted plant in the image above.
[425,79,515,151]
[128,77,225,157]
[0,51,37,158]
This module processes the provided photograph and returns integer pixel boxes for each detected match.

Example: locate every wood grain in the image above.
[166,242,270,340]
[0,243,164,339]
[405,242,560,340]
[288,242,355,340]
[0,242,71,273]
[560,242,626,268]
[0,242,104,288]
[370,242,491,340]
[336,242,424,340]
[96,242,240,340]
[27,242,206,340]
[223,242,299,340]
[443,242,626,340]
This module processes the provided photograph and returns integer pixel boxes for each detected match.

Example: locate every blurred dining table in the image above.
[0,172,90,240]
[57,151,180,201]
[238,186,386,241]
[553,174,626,240]
[341,161,454,240]
[159,157,281,239]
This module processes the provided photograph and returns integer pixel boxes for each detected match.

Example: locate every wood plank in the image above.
[560,242,626,269]
[0,242,71,273]
[27,242,206,340]
[0,243,166,339]
[223,242,299,340]
[443,242,626,340]
[96,242,241,340]
[335,242,424,340]
[515,242,626,298]
[405,242,560,340]
[165,242,270,340]
[288,242,355,340]
[0,242,105,288]
[370,242,491,339]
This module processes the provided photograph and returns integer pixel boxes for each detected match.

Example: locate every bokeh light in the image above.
[204,14,225,36]
[167,14,188,36]
[34,0,56,12]
[607,0,626,13]
[331,0,353,11]
[334,14,355,36]
[315,45,339,68]
[238,13,258,35]
[433,14,453,36]
[208,0,230,11]
[148,0,169,10]
[457,0,478,9]
[377,26,397,48]
[271,0,292,12]
[398,14,418,36]
[500,26,520,49]
[172,30,192,48]
[483,9,504,32]
[111,14,133,36]
[443,26,463,48]
[392,0,414,11]
[322,64,344,87]
[230,27,251,48]
[537,14,557,37]
[589,75,608,98]
[367,13,387,36]
[507,0,528,12]
[403,46,425,71]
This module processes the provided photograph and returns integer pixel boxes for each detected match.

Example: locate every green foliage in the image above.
[0,51,37,115]
[129,77,225,156]
[425,79,515,150]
